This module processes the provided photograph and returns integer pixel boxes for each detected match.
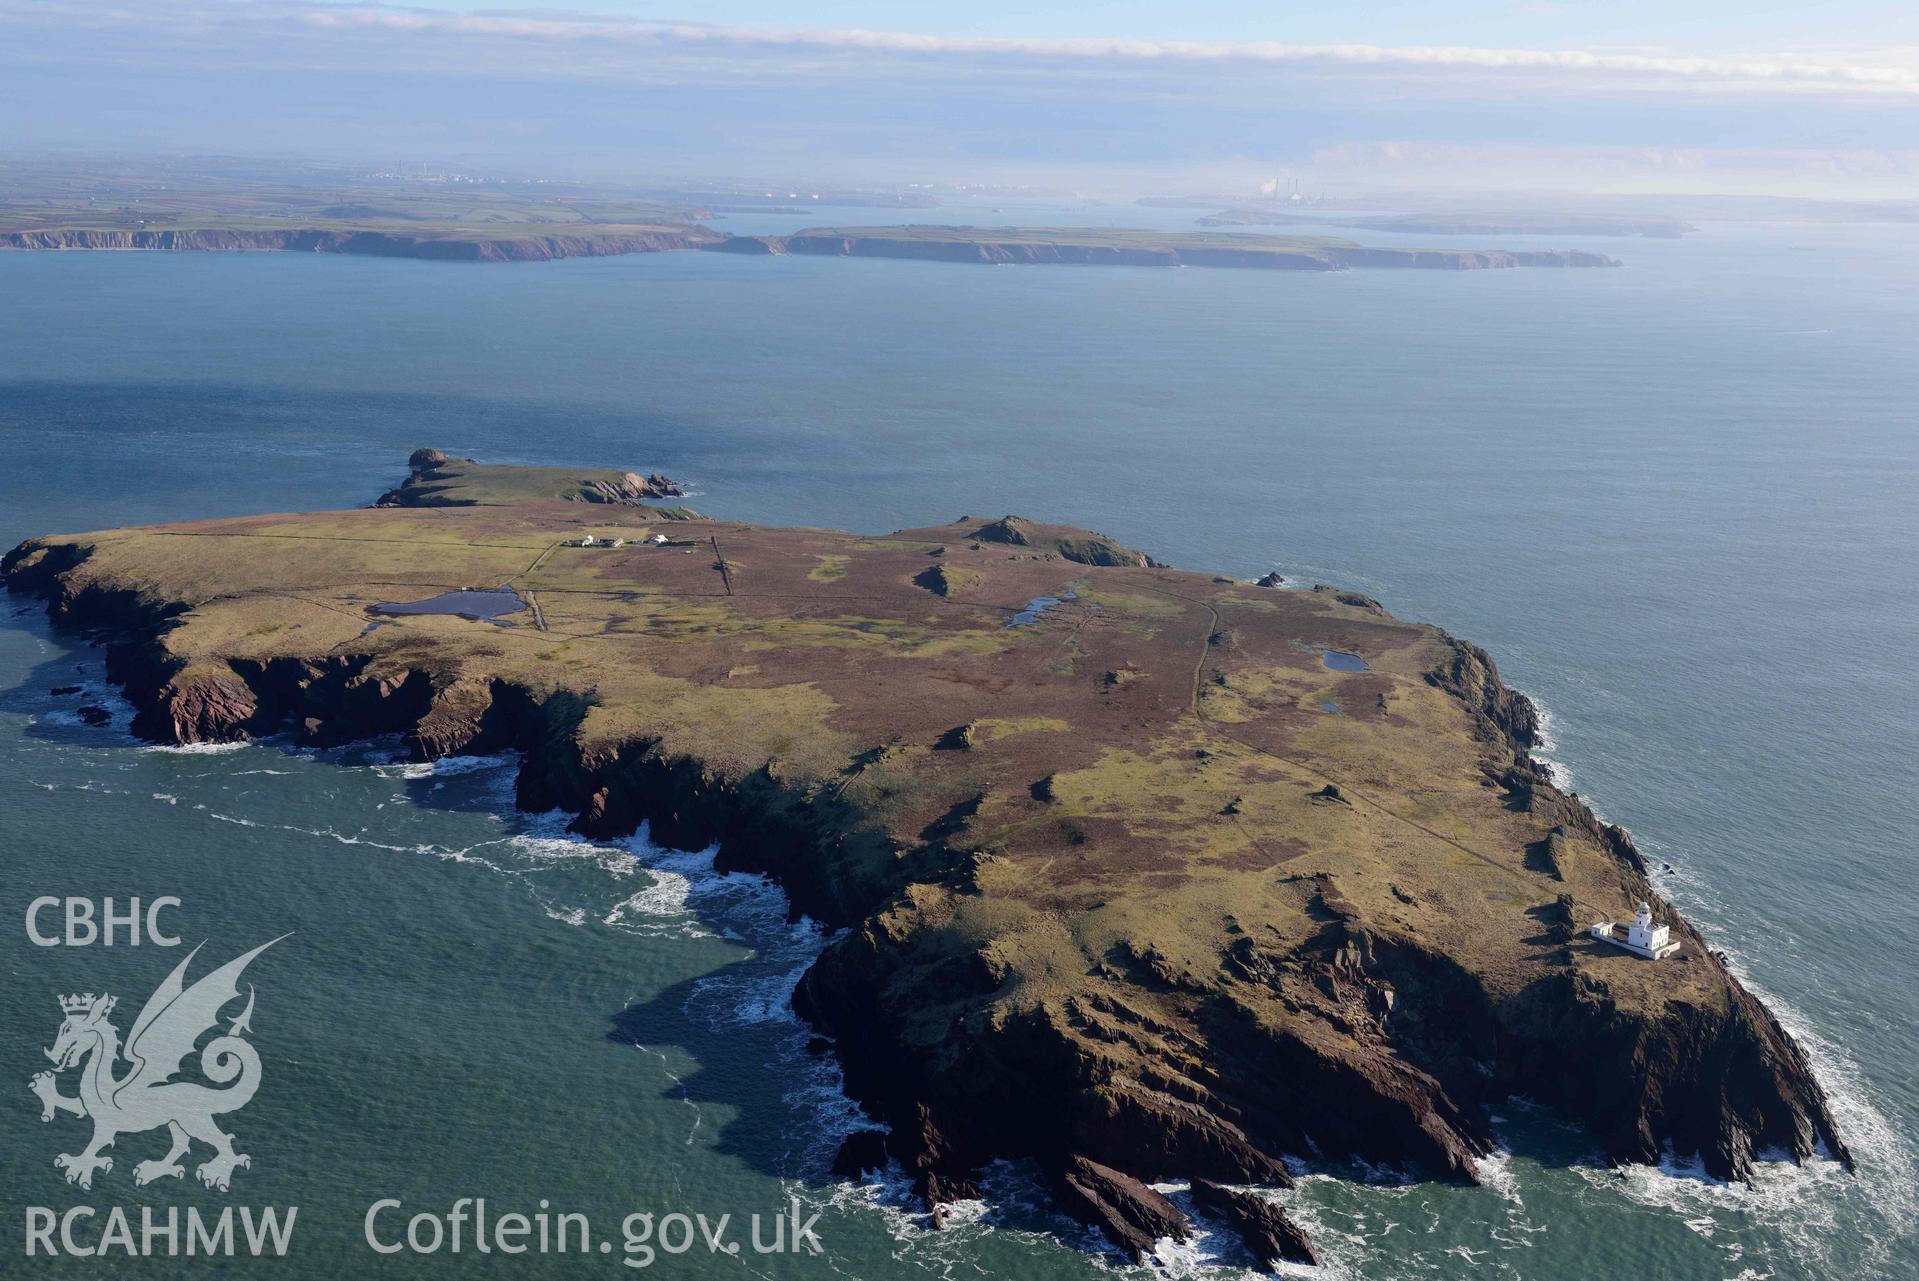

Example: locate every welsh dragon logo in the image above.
[29,937,286,1192]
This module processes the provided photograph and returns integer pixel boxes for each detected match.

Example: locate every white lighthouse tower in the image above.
[1591,900,1679,959]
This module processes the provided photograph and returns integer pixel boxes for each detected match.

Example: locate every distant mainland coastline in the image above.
[2,222,1620,270]
[704,225,1620,270]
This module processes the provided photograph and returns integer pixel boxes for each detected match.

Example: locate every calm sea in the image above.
[1,210,1915,1279]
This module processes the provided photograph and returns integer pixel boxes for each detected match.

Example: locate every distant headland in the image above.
[0,225,722,262]
[0,171,1624,277]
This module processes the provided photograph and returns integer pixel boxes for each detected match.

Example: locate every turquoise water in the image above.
[1,220,1915,1278]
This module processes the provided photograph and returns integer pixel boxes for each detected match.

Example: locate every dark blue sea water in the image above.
[2,216,1915,1279]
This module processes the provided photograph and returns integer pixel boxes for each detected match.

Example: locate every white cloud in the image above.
[8,0,1919,195]
[643,24,1919,95]
[7,0,1919,97]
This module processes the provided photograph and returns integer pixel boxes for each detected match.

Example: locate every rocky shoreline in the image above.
[2,473,1847,1267]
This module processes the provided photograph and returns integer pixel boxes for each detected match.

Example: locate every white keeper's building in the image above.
[1591,901,1679,960]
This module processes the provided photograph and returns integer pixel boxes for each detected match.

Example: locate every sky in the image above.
[4,0,1919,198]
[420,1,1919,52]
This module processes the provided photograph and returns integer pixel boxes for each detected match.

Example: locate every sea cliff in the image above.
[2,457,1842,1265]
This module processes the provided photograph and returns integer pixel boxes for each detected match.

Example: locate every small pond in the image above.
[1007,589,1080,627]
[372,586,527,620]
[1320,649,1368,672]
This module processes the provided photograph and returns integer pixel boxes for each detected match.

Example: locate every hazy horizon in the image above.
[5,0,1919,201]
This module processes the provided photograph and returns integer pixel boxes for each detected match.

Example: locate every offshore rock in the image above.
[1190,1180,1318,1268]
[1052,1156,1189,1262]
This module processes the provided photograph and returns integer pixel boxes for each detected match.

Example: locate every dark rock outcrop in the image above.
[1312,584,1389,616]
[830,1130,890,1178]
[1052,1156,1189,1262]
[1190,1180,1317,1268]
[971,516,1156,568]
[912,564,980,597]
[583,472,684,502]
[1425,636,1541,749]
[973,516,1040,547]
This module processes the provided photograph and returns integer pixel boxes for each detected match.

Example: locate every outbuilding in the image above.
[1590,901,1678,959]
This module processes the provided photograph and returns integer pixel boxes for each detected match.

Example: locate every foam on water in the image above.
[1566,993,1916,1280]
[140,740,251,755]
[1475,1151,1523,1206]
[373,751,520,780]
[363,771,868,1177]
[25,680,135,734]
[1525,700,1570,790]
[103,735,873,1205]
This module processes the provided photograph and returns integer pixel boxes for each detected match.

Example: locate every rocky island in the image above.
[376,448,690,508]
[3,455,1843,1266]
